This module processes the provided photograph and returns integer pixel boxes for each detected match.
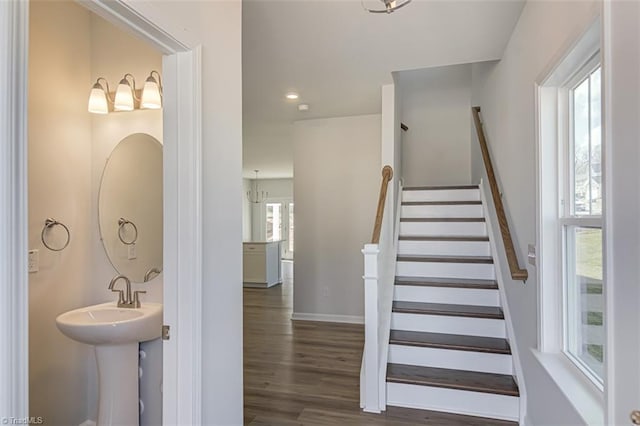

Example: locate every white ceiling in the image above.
[242,0,525,179]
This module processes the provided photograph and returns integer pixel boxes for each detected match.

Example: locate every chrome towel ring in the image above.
[41,218,71,252]
[118,218,138,245]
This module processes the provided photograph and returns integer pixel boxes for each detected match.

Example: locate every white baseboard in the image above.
[291,312,364,324]
[79,420,96,426]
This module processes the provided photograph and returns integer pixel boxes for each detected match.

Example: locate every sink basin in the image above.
[56,301,163,426]
[56,302,162,345]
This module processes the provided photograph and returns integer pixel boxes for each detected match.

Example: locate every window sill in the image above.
[531,349,604,425]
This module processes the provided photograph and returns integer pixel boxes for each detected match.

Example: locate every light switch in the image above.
[128,243,137,260]
[527,244,536,266]
[28,249,39,273]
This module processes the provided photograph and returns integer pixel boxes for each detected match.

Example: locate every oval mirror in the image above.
[99,133,162,283]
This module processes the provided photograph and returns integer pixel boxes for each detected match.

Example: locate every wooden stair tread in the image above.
[389,330,511,354]
[386,364,519,397]
[397,255,494,264]
[401,217,485,222]
[402,201,482,206]
[399,236,489,242]
[395,277,498,289]
[393,301,504,319]
[403,185,479,191]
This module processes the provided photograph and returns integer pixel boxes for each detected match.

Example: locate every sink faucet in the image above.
[108,274,146,308]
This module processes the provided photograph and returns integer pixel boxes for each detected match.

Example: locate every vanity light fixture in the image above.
[140,70,163,109]
[88,71,163,114]
[87,78,112,114]
[114,74,138,112]
[285,92,299,100]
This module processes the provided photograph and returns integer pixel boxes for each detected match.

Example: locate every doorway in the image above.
[0,1,209,424]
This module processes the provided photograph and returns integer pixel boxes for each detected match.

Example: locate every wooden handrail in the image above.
[471,107,528,281]
[371,165,394,244]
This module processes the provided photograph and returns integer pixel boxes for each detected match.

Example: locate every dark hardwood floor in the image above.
[243,261,516,425]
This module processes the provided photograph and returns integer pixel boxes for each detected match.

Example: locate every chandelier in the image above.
[247,170,268,204]
[362,0,412,14]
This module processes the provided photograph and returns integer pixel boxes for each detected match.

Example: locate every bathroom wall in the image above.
[28,2,93,425]
[28,4,164,425]
[87,14,163,423]
[88,13,163,305]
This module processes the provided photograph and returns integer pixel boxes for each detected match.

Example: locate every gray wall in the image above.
[471,1,600,425]
[397,64,472,187]
[293,114,380,320]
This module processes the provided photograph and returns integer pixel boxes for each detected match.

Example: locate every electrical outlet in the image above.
[28,249,39,273]
[128,243,137,260]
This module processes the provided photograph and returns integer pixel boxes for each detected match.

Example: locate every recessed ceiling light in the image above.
[285,92,299,100]
[298,104,309,111]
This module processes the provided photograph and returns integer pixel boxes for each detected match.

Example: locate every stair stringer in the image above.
[479,179,527,425]
[377,182,403,410]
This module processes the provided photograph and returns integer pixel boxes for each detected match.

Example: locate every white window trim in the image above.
[535,15,605,426]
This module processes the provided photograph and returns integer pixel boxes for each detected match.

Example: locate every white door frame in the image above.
[0,1,203,424]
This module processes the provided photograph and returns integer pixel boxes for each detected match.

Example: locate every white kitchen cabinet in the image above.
[243,241,282,287]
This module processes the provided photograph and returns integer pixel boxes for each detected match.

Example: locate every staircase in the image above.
[385,185,520,423]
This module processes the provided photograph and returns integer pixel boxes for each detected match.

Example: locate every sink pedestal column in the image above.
[95,343,139,426]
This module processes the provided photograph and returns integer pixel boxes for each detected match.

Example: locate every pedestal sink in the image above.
[56,302,162,426]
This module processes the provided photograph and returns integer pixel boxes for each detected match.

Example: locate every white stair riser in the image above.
[391,313,506,338]
[401,204,483,219]
[386,383,519,422]
[403,189,480,202]
[394,286,500,306]
[396,261,495,280]
[398,240,490,257]
[388,345,513,375]
[399,222,487,237]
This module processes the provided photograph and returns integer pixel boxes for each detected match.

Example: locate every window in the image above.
[561,63,603,384]
[288,202,294,254]
[266,203,282,242]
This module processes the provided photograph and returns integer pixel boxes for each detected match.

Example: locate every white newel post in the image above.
[362,243,381,413]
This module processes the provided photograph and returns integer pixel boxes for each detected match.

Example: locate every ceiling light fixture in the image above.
[247,170,268,204]
[285,92,299,100]
[88,71,163,114]
[362,0,411,14]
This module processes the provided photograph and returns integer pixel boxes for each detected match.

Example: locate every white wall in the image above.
[124,2,245,423]
[293,114,380,321]
[28,3,92,424]
[604,2,640,423]
[396,64,472,186]
[470,1,600,425]
[248,178,293,241]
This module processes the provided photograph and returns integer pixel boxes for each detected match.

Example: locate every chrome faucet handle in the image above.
[133,290,147,308]
[110,289,125,305]
[108,274,133,308]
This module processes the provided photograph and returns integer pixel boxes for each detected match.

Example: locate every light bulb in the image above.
[88,82,109,114]
[141,75,162,109]
[114,77,135,111]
